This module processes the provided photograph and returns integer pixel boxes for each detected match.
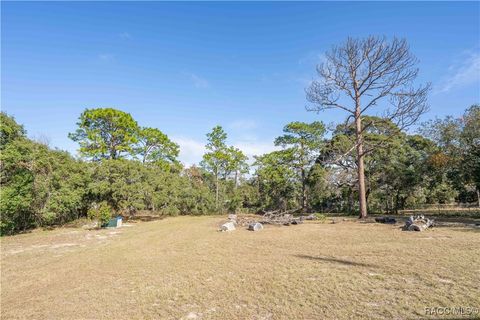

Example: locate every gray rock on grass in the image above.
[403,215,434,231]
[248,222,263,231]
[221,221,236,232]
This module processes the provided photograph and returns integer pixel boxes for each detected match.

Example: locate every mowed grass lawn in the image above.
[1,216,479,320]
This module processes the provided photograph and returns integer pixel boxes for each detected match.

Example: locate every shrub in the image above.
[87,202,112,227]
[0,135,90,235]
[314,213,327,222]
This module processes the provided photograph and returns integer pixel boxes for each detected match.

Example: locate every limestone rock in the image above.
[403,215,434,231]
[221,221,236,232]
[248,222,263,231]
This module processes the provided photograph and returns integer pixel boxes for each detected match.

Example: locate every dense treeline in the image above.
[1,105,478,235]
[2,36,477,235]
[0,111,215,235]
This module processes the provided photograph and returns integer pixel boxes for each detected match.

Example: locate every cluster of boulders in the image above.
[220,212,319,232]
[403,215,434,231]
[260,211,317,225]
[220,214,263,232]
[374,214,435,231]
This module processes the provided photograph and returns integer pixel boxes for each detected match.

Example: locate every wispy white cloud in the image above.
[228,119,258,130]
[227,120,278,158]
[233,140,278,160]
[185,73,210,88]
[98,53,114,62]
[172,136,206,167]
[172,135,277,167]
[435,51,480,94]
[298,51,326,66]
[294,51,325,90]
[293,76,314,87]
[119,32,132,39]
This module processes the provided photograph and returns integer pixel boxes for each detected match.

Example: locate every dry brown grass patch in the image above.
[1,216,479,319]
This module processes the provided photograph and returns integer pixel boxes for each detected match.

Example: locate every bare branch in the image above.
[307,35,430,138]
[305,36,430,218]
[305,81,355,114]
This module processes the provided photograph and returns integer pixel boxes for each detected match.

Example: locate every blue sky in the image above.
[2,2,479,165]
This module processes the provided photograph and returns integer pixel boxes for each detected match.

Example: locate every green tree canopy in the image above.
[225,146,249,185]
[135,127,180,170]
[274,121,326,210]
[460,105,480,199]
[69,108,139,160]
[1,112,26,148]
[254,150,298,211]
[201,126,229,208]
[200,125,248,209]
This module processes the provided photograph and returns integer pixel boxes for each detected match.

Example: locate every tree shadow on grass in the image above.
[430,220,480,233]
[446,226,480,233]
[125,215,166,222]
[294,254,378,268]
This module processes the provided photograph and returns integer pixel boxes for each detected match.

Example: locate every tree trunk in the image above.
[355,114,368,219]
[301,168,306,212]
[214,166,219,210]
[477,187,480,208]
[215,175,219,209]
[366,187,370,212]
[395,191,400,214]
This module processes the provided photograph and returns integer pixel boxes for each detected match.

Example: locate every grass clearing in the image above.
[1,216,479,319]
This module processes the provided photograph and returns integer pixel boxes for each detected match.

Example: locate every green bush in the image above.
[0,133,90,235]
[87,202,112,226]
[314,213,327,222]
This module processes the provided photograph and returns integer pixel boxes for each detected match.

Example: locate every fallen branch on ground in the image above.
[222,209,315,231]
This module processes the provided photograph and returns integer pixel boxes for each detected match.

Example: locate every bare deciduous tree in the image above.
[306,36,430,218]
